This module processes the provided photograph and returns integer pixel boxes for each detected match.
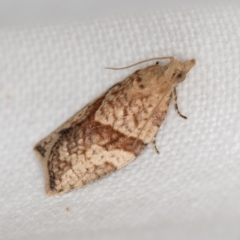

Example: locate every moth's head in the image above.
[166,58,196,85]
[184,59,196,72]
[129,57,195,97]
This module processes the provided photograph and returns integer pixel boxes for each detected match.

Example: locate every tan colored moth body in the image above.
[34,57,195,196]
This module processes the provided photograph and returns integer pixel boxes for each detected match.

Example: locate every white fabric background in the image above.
[0,2,240,240]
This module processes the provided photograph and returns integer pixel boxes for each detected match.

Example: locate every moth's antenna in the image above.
[105,56,174,70]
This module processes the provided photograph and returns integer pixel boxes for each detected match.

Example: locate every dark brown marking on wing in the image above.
[35,145,46,157]
[48,161,56,190]
[123,107,128,117]
[136,76,142,83]
[132,114,139,127]
[59,127,74,136]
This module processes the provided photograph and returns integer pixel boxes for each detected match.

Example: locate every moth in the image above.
[34,56,196,196]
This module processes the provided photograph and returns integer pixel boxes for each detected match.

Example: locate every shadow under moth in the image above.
[34,56,196,196]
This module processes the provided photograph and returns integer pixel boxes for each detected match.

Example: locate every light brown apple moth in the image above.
[34,56,196,196]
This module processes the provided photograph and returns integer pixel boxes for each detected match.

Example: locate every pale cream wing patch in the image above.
[50,144,135,195]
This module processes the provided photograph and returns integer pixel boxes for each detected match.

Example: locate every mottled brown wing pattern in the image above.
[35,80,147,195]
[34,57,196,196]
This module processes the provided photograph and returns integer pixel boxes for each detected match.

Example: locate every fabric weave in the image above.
[0,4,239,240]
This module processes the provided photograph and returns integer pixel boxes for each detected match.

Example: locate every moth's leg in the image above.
[152,136,160,154]
[172,87,187,119]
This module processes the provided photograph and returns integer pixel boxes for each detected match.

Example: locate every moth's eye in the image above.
[177,73,182,78]
[175,71,186,82]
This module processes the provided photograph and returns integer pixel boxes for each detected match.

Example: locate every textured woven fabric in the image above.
[0,3,240,240]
